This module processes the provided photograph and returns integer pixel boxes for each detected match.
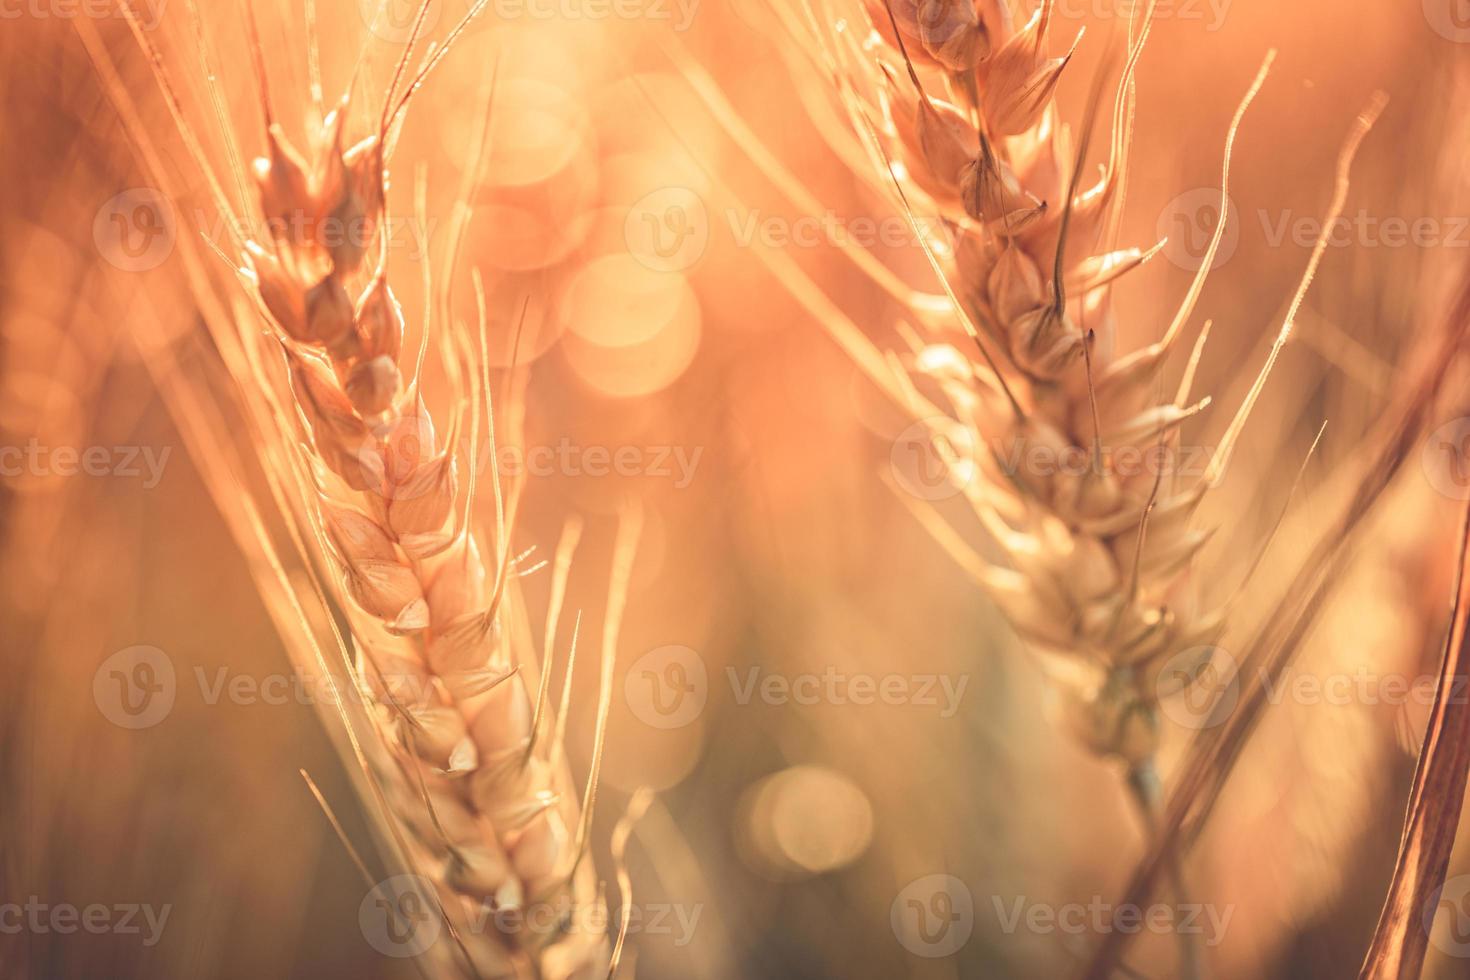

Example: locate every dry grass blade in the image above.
[1206,93,1387,485]
[606,787,656,980]
[1358,488,1470,979]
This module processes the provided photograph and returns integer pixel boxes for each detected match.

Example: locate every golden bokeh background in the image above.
[2,1,1468,978]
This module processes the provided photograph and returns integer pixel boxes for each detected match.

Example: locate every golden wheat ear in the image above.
[680,2,1401,978]
[73,6,651,976]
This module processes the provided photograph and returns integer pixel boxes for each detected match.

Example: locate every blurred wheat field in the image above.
[2,1,1469,979]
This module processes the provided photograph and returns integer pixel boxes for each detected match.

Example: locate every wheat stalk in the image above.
[72,4,640,978]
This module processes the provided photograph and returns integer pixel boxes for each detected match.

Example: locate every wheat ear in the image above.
[721,0,1382,974]
[75,3,628,977]
[247,40,623,980]
[798,0,1377,784]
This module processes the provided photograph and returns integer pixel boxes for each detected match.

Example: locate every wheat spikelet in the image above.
[70,5,638,977]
